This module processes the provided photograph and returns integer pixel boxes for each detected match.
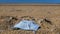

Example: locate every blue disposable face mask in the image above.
[14,20,40,31]
[13,20,40,34]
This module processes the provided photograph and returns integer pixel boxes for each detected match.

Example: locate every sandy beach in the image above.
[0,5,60,34]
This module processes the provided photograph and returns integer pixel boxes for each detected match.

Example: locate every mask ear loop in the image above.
[33,31,36,34]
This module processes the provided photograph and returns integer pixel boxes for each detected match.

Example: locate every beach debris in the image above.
[12,16,40,34]
[13,20,40,34]
[13,20,40,31]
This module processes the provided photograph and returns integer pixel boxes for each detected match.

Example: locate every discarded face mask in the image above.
[13,20,40,31]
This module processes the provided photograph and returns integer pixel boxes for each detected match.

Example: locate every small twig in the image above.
[44,18,52,25]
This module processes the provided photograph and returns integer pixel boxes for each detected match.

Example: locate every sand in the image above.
[0,5,60,34]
